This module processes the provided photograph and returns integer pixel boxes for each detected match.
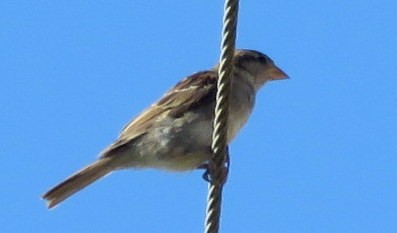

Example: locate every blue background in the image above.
[1,1,396,232]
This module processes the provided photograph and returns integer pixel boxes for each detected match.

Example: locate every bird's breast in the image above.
[227,82,255,142]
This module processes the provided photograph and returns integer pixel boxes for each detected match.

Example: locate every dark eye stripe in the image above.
[257,56,269,64]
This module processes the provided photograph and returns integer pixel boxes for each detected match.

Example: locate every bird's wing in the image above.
[100,70,217,157]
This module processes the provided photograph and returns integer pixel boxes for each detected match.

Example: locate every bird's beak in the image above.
[267,66,289,80]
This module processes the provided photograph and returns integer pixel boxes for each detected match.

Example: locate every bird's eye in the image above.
[257,56,268,64]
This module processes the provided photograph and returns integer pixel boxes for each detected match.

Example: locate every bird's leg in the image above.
[197,163,211,182]
[198,146,230,185]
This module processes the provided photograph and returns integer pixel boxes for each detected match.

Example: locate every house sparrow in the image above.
[42,49,288,208]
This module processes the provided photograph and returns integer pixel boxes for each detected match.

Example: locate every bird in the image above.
[42,49,288,208]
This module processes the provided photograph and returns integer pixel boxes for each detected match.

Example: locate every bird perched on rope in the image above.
[42,49,288,208]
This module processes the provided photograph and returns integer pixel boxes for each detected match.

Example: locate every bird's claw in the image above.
[198,147,230,185]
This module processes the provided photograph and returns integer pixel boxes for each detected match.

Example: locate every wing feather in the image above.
[100,70,217,157]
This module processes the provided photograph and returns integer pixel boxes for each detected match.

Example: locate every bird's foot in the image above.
[197,148,230,185]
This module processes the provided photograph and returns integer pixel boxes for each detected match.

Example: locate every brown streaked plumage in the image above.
[42,49,288,208]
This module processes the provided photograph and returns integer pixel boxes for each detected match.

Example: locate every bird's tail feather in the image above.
[42,158,116,209]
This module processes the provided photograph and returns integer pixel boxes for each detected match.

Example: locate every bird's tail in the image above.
[42,158,116,209]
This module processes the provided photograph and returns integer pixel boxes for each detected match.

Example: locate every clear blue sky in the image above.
[1,1,396,232]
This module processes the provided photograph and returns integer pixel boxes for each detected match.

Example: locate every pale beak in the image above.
[267,65,289,80]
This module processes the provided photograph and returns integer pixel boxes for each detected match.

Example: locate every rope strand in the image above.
[204,1,239,233]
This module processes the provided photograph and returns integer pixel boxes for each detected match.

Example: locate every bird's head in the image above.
[233,49,288,90]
